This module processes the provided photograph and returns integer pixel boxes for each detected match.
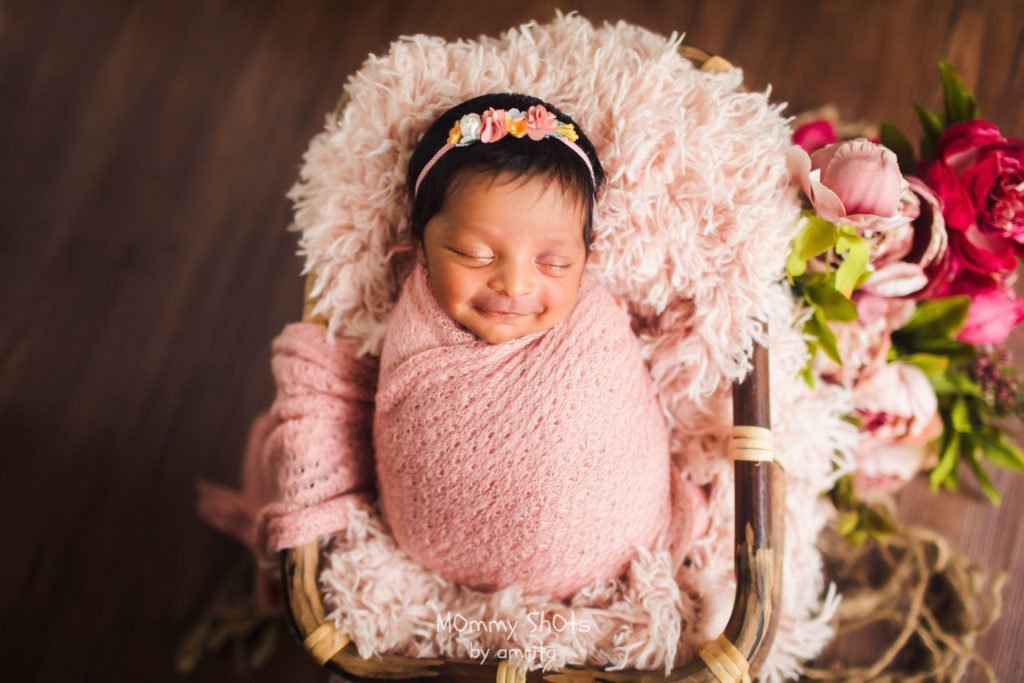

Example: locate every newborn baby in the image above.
[196,93,711,608]
[372,93,710,600]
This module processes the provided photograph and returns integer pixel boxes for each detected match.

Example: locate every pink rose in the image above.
[793,119,838,153]
[525,105,559,140]
[480,107,509,143]
[788,139,910,235]
[939,270,1024,345]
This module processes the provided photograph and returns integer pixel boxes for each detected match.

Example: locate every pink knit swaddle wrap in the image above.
[373,263,709,600]
[196,262,710,607]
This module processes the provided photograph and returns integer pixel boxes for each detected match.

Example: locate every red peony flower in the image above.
[920,119,1024,246]
[917,121,1023,293]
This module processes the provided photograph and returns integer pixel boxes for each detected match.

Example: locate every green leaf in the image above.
[854,268,874,290]
[975,432,1024,471]
[879,121,917,175]
[786,249,807,280]
[913,339,976,364]
[946,370,984,397]
[799,349,817,388]
[892,296,973,359]
[963,442,1001,505]
[787,216,839,281]
[900,353,949,380]
[929,368,983,398]
[830,474,855,506]
[951,397,971,432]
[896,296,971,337]
[939,60,981,124]
[914,102,944,138]
[930,430,960,491]
[929,372,958,396]
[796,216,839,259]
[836,511,860,536]
[861,506,897,536]
[834,233,869,297]
[799,273,858,321]
[804,307,842,364]
[914,102,944,161]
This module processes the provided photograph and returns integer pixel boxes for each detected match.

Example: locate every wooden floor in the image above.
[2,1,1021,680]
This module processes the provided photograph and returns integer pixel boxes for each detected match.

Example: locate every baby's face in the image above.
[417,170,588,344]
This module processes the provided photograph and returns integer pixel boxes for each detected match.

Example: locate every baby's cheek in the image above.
[435,269,474,312]
[539,290,576,327]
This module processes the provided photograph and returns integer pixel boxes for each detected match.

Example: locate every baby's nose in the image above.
[492,261,536,298]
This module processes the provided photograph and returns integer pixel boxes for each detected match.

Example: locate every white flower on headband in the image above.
[446,105,579,146]
[456,113,481,145]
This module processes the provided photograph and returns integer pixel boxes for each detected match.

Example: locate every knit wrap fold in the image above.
[252,324,379,558]
[196,321,379,608]
[372,263,709,600]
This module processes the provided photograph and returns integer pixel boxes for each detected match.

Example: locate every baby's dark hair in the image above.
[406,93,606,255]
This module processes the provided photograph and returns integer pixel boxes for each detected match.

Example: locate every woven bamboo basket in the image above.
[280,45,785,683]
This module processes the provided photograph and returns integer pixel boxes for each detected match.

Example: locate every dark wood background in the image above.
[2,1,1021,681]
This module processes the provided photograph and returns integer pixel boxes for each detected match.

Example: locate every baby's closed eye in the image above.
[447,247,573,272]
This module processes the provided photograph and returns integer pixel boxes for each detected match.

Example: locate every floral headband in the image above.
[413,104,596,197]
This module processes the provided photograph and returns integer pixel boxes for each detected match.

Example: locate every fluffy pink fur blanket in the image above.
[200,10,864,681]
[374,262,709,600]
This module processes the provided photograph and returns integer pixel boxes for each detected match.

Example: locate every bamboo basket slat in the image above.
[281,46,785,683]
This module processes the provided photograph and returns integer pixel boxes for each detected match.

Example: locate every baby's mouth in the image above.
[475,306,526,320]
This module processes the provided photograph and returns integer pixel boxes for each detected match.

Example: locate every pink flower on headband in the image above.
[480,108,509,143]
[526,105,559,141]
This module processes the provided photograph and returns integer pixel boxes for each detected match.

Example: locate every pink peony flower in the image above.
[860,262,929,298]
[480,107,509,143]
[853,433,940,494]
[525,104,559,140]
[813,139,903,216]
[854,362,938,441]
[793,119,838,153]
[850,361,942,493]
[788,139,911,235]
[863,177,949,298]
[815,296,915,388]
